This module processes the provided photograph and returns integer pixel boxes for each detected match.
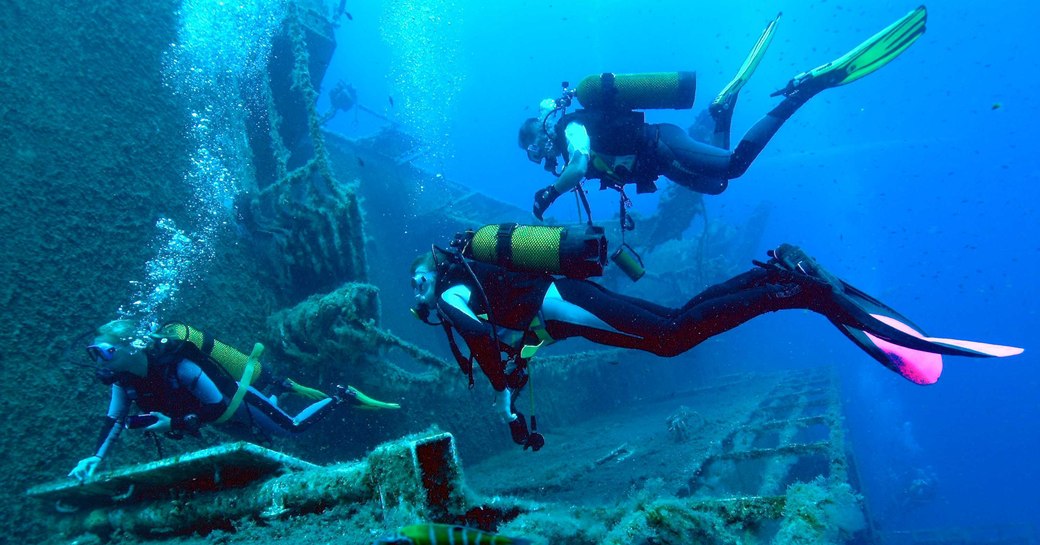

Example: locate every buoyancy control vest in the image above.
[549,71,697,191]
[145,323,271,424]
[149,323,263,385]
[131,323,255,413]
[435,223,605,373]
[554,109,661,191]
[556,109,646,157]
[121,355,219,418]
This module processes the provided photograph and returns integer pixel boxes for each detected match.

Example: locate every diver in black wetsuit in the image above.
[520,7,929,220]
[410,242,1021,450]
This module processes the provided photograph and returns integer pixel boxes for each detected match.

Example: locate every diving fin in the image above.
[762,243,1023,384]
[284,378,329,400]
[346,385,400,410]
[830,279,1023,385]
[712,12,782,116]
[772,5,927,98]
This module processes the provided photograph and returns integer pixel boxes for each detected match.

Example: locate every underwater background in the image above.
[331,0,1040,533]
[1,0,1037,543]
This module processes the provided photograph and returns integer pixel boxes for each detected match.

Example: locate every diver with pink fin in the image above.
[409,226,1022,450]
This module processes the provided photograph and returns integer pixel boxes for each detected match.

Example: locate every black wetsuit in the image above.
[556,93,805,196]
[434,259,835,390]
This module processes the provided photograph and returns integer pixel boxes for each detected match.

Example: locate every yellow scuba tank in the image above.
[151,323,263,384]
[463,223,607,279]
[575,71,697,111]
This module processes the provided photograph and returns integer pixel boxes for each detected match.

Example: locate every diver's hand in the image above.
[144,412,172,432]
[495,388,517,423]
[532,185,560,221]
[68,455,101,482]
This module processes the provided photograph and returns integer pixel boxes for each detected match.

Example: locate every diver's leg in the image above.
[677,91,829,181]
[598,286,678,318]
[760,243,1022,384]
[542,271,817,357]
[662,266,833,353]
[708,12,783,149]
[708,106,734,150]
[728,7,928,179]
[541,279,682,354]
[653,124,732,195]
[726,97,806,179]
[242,388,337,434]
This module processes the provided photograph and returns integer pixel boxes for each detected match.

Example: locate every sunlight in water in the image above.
[380,0,466,168]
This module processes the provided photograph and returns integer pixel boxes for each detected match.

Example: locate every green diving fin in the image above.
[284,378,329,401]
[772,5,927,97]
[712,12,782,113]
[520,341,545,360]
[346,385,400,410]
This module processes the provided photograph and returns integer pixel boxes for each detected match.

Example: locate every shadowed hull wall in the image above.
[0,2,279,540]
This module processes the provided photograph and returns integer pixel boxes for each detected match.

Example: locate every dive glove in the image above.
[532,185,561,221]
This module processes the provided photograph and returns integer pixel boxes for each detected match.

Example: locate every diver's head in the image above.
[87,320,149,383]
[518,117,542,154]
[519,117,556,167]
[409,253,440,323]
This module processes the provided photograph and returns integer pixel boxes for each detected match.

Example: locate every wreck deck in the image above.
[27,442,317,509]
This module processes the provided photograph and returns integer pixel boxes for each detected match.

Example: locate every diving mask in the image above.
[525,143,545,164]
[411,268,438,324]
[86,343,117,363]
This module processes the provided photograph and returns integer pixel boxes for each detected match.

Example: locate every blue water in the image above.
[321,0,1039,535]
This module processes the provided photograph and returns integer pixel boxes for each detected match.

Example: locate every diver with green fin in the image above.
[521,6,929,220]
[410,224,1021,451]
[68,320,399,481]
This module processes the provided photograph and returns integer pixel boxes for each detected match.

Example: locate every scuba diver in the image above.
[411,224,1022,450]
[68,321,398,482]
[520,6,928,220]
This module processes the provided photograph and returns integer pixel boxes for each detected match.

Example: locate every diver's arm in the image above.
[179,359,228,425]
[551,123,591,194]
[552,151,589,194]
[95,385,130,456]
[70,385,129,480]
[437,286,510,392]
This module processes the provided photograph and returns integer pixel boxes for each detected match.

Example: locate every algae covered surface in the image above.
[3,1,1036,544]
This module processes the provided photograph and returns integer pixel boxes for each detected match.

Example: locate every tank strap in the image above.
[214,342,264,423]
[495,223,518,270]
[520,314,555,359]
[599,72,618,106]
[530,314,553,343]
[198,329,215,355]
[575,184,594,227]
[441,319,475,388]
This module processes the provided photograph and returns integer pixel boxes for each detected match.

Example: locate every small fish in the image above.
[357,156,365,167]
[346,11,353,20]
[388,95,395,108]
[991,102,1001,110]
[376,523,531,545]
